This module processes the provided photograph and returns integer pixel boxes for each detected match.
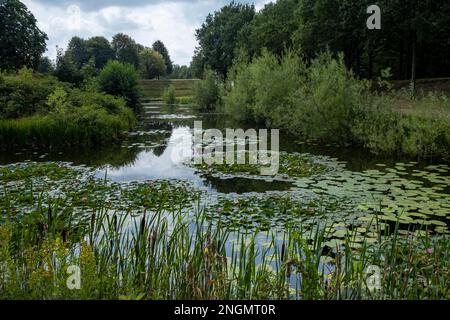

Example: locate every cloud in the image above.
[22,0,272,65]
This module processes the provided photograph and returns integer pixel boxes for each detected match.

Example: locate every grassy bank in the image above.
[0,163,448,300]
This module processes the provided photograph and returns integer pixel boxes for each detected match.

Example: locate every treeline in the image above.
[0,0,144,148]
[41,35,175,84]
[190,0,450,162]
[192,0,450,84]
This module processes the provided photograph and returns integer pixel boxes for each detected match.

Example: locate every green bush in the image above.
[0,68,66,119]
[0,75,135,148]
[162,84,176,105]
[193,69,221,111]
[224,51,450,161]
[97,61,141,112]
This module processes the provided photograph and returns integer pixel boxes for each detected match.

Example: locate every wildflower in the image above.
[426,248,433,254]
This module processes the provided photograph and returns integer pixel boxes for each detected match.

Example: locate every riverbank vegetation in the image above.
[0,162,448,299]
[222,51,450,161]
[0,68,136,148]
[191,0,450,163]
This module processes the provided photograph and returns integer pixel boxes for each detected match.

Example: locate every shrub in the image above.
[162,84,176,105]
[193,69,221,111]
[0,68,66,119]
[97,61,141,112]
[224,50,450,161]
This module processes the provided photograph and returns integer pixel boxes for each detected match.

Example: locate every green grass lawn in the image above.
[140,79,200,99]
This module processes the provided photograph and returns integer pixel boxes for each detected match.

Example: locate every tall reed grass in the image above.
[0,192,447,300]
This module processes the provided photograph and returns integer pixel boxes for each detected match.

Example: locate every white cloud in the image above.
[23,0,272,66]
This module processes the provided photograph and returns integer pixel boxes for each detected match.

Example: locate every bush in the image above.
[97,61,141,112]
[0,68,66,119]
[162,84,176,105]
[0,76,136,148]
[193,69,221,111]
[224,50,450,161]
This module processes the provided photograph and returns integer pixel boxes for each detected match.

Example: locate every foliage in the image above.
[139,49,166,79]
[0,163,447,299]
[224,50,450,161]
[66,36,90,69]
[162,85,176,105]
[152,40,173,75]
[86,36,115,70]
[112,33,140,69]
[37,56,54,75]
[0,68,65,119]
[193,69,221,111]
[168,65,192,79]
[97,61,141,111]
[54,47,84,84]
[0,0,48,71]
[195,1,255,77]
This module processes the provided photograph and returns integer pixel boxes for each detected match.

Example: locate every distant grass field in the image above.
[140,79,200,99]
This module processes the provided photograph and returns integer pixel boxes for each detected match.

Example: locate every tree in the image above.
[37,56,54,74]
[240,0,299,58]
[139,49,166,79]
[54,47,83,84]
[152,40,173,74]
[66,36,90,69]
[86,36,115,70]
[0,0,48,71]
[112,33,140,69]
[97,60,140,111]
[195,1,255,77]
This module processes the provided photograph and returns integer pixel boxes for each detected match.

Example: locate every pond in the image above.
[1,100,449,244]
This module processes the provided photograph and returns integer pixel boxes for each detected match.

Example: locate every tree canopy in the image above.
[0,0,48,71]
[152,40,173,75]
[139,48,166,79]
[195,1,255,77]
[112,33,140,69]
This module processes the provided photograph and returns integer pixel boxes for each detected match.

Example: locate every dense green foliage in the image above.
[112,33,140,69]
[97,61,141,111]
[152,40,173,75]
[0,70,135,148]
[0,163,448,299]
[195,1,255,77]
[194,0,450,83]
[162,84,176,105]
[0,68,65,119]
[193,70,221,111]
[0,0,48,71]
[139,49,167,79]
[224,51,450,161]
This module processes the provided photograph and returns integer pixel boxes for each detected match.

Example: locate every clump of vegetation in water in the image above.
[162,84,176,105]
[193,69,221,111]
[192,152,330,179]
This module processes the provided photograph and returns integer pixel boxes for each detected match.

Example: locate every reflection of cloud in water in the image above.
[104,127,203,185]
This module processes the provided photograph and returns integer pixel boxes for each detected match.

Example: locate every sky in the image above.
[23,0,271,66]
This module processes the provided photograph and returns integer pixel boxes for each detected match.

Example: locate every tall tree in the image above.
[195,1,255,77]
[112,33,140,69]
[139,48,166,79]
[152,40,173,75]
[0,0,48,71]
[66,36,89,69]
[240,0,299,58]
[86,36,115,70]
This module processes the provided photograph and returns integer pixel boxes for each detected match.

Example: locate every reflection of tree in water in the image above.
[205,176,293,194]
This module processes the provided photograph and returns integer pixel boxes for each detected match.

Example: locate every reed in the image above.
[0,190,447,300]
